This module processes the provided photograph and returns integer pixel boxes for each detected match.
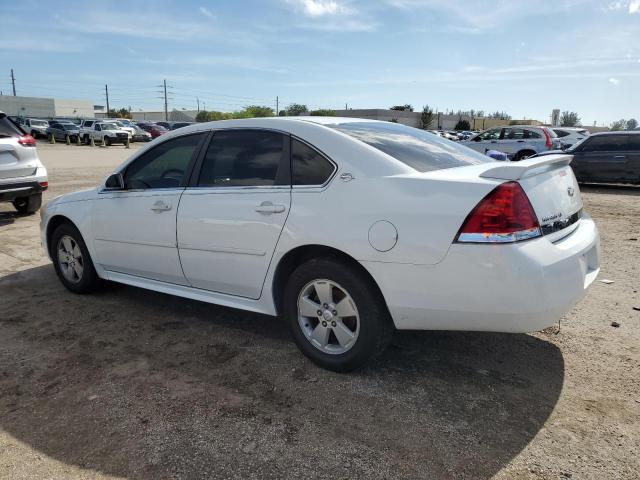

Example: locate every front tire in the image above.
[284,257,393,372]
[104,136,111,146]
[13,193,42,214]
[51,223,102,294]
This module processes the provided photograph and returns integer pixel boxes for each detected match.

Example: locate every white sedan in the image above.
[40,117,600,371]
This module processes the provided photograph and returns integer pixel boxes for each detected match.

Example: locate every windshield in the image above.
[100,123,118,130]
[31,120,48,127]
[62,124,77,130]
[327,121,491,173]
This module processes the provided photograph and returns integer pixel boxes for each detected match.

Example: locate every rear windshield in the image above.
[31,120,47,127]
[327,121,491,172]
[0,116,24,138]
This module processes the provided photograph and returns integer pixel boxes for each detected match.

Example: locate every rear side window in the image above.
[198,129,289,187]
[553,129,569,138]
[504,128,525,140]
[526,130,542,139]
[582,135,628,152]
[292,138,335,185]
[125,133,206,189]
[0,116,23,137]
[328,122,490,173]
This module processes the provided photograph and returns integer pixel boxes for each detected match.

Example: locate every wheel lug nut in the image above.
[317,310,322,316]
[322,321,327,327]
[332,310,338,316]
[323,304,328,308]
[331,321,336,327]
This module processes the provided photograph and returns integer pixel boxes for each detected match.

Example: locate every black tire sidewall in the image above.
[51,223,100,294]
[284,257,391,372]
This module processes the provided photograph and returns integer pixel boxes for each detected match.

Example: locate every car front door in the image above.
[91,132,208,284]
[177,129,291,299]
[625,135,640,183]
[571,135,629,183]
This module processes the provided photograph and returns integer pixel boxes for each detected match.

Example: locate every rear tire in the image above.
[13,193,42,214]
[104,136,111,146]
[83,134,90,144]
[51,222,102,294]
[284,257,394,372]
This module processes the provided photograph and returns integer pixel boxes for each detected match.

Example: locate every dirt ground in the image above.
[0,142,638,480]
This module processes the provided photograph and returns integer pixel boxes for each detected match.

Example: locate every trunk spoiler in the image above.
[480,154,573,181]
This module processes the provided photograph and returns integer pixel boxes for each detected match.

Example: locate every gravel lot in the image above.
[0,143,638,479]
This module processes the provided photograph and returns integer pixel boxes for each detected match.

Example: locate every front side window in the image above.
[197,129,288,187]
[124,133,205,189]
[328,121,490,173]
[292,138,335,185]
[85,121,94,127]
[477,128,502,141]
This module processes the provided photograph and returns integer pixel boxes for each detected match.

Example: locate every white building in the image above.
[0,95,94,119]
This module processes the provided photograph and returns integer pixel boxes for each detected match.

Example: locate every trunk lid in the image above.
[480,154,583,239]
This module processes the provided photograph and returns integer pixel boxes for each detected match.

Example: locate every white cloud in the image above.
[199,6,215,19]
[609,77,620,86]
[630,0,640,13]
[283,0,376,31]
[287,0,348,17]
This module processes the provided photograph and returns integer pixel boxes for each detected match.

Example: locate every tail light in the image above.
[18,134,36,147]
[543,129,552,149]
[455,181,541,243]
[39,181,49,189]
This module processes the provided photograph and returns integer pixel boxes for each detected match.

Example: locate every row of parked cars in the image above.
[12,116,196,145]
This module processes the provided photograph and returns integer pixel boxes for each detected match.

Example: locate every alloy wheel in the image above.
[57,235,84,283]
[297,279,360,355]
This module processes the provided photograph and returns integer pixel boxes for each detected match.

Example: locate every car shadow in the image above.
[0,265,564,479]
[0,210,19,227]
[580,183,640,196]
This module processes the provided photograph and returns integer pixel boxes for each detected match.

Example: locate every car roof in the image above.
[590,131,640,137]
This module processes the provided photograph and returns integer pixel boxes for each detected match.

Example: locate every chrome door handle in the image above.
[151,200,172,212]
[255,201,286,214]
[613,155,626,159]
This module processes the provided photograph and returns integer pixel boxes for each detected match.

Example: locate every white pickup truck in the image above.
[80,121,130,145]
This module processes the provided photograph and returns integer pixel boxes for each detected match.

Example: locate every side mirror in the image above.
[104,173,125,190]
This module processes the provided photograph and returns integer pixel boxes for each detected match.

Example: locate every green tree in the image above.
[309,109,336,116]
[390,104,414,112]
[236,105,274,118]
[285,104,308,116]
[488,111,511,120]
[560,111,580,127]
[419,105,434,129]
[195,110,210,122]
[278,110,286,117]
[454,119,470,131]
[626,118,638,130]
[610,119,626,131]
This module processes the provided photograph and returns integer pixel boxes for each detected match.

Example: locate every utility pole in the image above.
[345,103,348,110]
[155,79,173,122]
[163,80,168,121]
[11,69,16,96]
[105,84,110,113]
[276,96,279,114]
[197,97,200,112]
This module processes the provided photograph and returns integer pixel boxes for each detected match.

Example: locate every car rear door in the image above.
[625,135,640,183]
[177,128,291,299]
[466,128,503,153]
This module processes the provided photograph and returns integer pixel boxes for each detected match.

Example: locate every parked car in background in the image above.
[463,125,561,160]
[0,111,48,214]
[155,121,171,130]
[82,122,129,145]
[17,118,49,138]
[137,122,168,138]
[46,122,80,143]
[536,132,640,184]
[131,124,152,142]
[553,127,590,149]
[170,121,195,130]
[40,117,599,371]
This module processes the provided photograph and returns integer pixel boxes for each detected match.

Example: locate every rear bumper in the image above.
[362,217,600,333]
[0,180,47,201]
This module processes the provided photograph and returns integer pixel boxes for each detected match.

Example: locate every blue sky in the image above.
[1,0,639,125]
